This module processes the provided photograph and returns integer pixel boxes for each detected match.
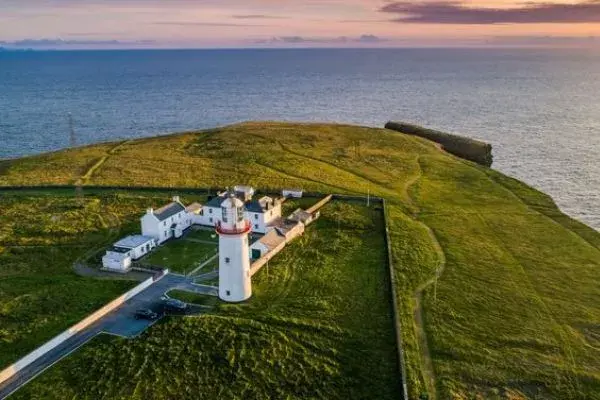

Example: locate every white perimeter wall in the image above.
[0,270,169,386]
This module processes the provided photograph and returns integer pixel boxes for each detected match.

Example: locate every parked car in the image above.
[163,298,188,311]
[134,309,158,320]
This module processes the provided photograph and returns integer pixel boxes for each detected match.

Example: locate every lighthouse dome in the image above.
[221,196,244,209]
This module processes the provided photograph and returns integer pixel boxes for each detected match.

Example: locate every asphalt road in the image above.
[0,272,218,399]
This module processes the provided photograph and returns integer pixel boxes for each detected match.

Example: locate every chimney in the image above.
[173,196,180,203]
[147,208,154,215]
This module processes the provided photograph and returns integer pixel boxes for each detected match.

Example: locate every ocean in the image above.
[0,48,598,230]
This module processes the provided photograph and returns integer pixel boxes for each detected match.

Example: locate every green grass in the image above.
[167,290,219,306]
[143,239,217,274]
[13,202,401,400]
[0,191,204,367]
[1,121,599,399]
[281,196,322,215]
[185,228,219,243]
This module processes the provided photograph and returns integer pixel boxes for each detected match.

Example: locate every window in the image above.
[209,208,213,214]
[254,214,258,220]
[254,224,259,229]
[163,221,166,227]
[164,230,167,237]
[222,207,228,223]
[225,257,230,264]
[226,290,230,296]
[209,217,213,223]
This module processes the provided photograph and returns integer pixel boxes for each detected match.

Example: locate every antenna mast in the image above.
[68,113,83,203]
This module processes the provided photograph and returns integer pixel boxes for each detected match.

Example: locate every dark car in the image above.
[134,309,159,320]
[163,298,188,311]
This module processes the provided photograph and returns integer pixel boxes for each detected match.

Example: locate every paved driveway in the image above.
[0,272,218,399]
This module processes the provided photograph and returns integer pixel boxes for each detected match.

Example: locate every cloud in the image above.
[380,1,600,24]
[259,34,386,44]
[154,21,267,27]
[232,14,288,20]
[0,38,155,47]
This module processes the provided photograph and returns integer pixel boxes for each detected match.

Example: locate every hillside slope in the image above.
[1,122,599,399]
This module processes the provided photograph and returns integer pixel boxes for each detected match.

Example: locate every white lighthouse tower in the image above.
[216,191,252,302]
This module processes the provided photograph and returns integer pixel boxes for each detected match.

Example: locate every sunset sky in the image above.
[2,0,600,48]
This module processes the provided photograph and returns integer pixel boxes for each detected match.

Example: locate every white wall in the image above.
[143,210,191,244]
[141,213,161,242]
[246,203,281,234]
[198,206,222,227]
[218,233,251,302]
[102,254,132,272]
[129,240,156,260]
[249,241,269,258]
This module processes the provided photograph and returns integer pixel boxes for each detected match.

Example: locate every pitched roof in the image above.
[245,196,275,214]
[205,195,226,208]
[245,200,265,213]
[288,209,313,223]
[257,229,286,251]
[186,203,202,213]
[154,202,185,221]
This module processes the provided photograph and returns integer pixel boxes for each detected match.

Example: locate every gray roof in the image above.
[205,195,226,208]
[246,196,275,214]
[154,202,185,221]
[245,200,265,213]
[114,235,155,249]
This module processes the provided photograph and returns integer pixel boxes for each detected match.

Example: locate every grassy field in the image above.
[0,190,205,367]
[143,238,217,274]
[13,201,401,400]
[1,122,599,399]
[186,228,219,243]
[167,290,219,306]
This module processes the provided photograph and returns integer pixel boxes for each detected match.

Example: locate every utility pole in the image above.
[68,113,84,203]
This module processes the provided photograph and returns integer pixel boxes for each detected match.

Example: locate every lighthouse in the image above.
[215,191,252,302]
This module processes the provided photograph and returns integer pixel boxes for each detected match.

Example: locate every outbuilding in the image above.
[250,229,286,260]
[282,189,303,198]
[101,235,155,272]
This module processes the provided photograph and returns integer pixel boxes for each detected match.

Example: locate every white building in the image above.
[197,189,282,234]
[102,235,156,272]
[216,192,252,302]
[245,196,282,234]
[186,203,203,225]
[282,189,303,198]
[288,208,317,226]
[250,229,286,259]
[141,196,193,244]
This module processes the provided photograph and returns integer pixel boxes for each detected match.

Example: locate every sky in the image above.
[1,0,600,48]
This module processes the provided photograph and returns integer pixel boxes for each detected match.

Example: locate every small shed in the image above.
[114,235,156,260]
[287,208,315,225]
[102,250,132,273]
[250,229,286,259]
[282,189,303,198]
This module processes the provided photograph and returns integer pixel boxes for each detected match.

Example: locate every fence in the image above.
[382,200,409,400]
[0,270,168,386]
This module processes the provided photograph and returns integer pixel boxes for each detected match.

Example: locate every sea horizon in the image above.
[1,47,598,230]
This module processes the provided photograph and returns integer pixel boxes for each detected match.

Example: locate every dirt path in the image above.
[76,140,131,185]
[405,156,447,400]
